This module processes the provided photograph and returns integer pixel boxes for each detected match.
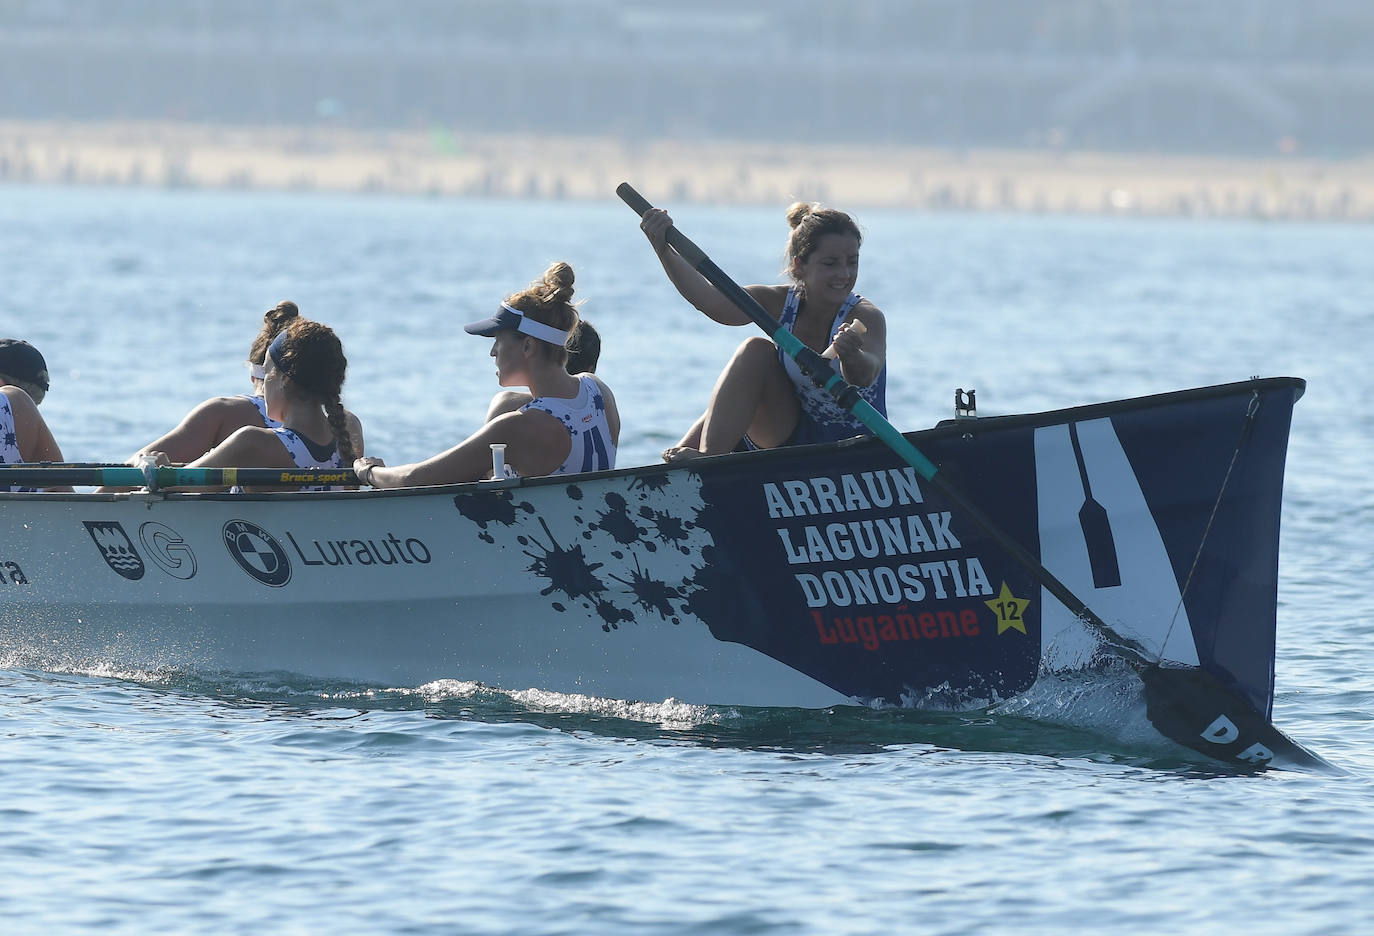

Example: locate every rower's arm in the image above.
[6,387,64,464]
[133,396,256,464]
[653,246,759,326]
[5,387,72,492]
[171,428,289,491]
[363,412,573,488]
[641,207,760,326]
[834,302,887,388]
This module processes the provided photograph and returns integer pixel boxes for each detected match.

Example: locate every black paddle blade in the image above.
[1078,497,1123,588]
[1139,665,1337,771]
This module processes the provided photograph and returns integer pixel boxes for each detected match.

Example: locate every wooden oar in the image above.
[617,182,1330,770]
[0,466,357,489]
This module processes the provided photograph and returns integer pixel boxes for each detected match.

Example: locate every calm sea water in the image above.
[3,184,1374,935]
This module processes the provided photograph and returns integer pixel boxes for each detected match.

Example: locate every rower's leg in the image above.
[662,414,705,463]
[699,337,798,455]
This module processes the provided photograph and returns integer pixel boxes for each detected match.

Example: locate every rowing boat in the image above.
[0,377,1314,764]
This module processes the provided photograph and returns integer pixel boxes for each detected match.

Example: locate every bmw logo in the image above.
[222,519,292,587]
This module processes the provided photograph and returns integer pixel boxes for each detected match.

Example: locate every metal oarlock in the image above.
[955,388,977,420]
[489,443,507,479]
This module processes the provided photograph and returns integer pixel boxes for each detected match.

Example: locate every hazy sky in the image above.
[2,0,1372,155]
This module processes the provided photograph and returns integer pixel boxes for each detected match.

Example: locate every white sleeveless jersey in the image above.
[270,426,344,491]
[0,393,22,465]
[240,393,282,428]
[0,392,35,492]
[519,375,616,475]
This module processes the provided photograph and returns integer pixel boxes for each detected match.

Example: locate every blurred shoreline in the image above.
[3,119,1372,222]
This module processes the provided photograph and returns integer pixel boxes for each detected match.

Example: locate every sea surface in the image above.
[2,184,1374,935]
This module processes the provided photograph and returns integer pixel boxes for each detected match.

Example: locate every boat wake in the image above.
[5,652,1235,770]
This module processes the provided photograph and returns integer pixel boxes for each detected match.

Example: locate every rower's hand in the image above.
[823,320,868,361]
[134,451,172,467]
[640,208,673,252]
[353,456,386,487]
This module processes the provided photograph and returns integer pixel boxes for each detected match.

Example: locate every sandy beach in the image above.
[3,119,1372,221]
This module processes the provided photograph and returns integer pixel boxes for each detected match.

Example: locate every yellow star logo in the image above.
[985,582,1031,635]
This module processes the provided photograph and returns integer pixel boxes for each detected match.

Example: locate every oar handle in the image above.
[821,320,867,359]
[616,183,709,267]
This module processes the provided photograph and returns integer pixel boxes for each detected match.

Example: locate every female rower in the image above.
[640,201,886,461]
[0,338,69,491]
[130,301,364,463]
[483,318,602,422]
[171,319,358,490]
[354,262,619,488]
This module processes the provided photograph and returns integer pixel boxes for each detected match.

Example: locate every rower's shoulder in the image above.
[220,424,284,455]
[0,384,32,405]
[583,373,618,407]
[196,394,262,418]
[851,295,884,319]
[744,283,790,309]
[483,406,563,448]
[0,384,40,418]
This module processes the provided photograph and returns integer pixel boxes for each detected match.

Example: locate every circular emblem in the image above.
[222,519,291,587]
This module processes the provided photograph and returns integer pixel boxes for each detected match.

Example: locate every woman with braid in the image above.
[129,301,364,464]
[354,262,619,488]
[173,319,359,491]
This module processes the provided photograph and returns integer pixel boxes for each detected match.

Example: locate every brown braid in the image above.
[269,320,353,462]
[322,396,355,465]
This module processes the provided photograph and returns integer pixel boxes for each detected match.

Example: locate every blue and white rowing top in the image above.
[270,426,344,491]
[774,286,887,444]
[240,393,283,429]
[519,375,617,476]
[0,392,36,493]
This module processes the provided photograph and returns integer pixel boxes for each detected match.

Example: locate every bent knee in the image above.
[731,336,780,365]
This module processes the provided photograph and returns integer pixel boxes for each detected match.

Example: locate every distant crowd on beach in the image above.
[3,121,1370,223]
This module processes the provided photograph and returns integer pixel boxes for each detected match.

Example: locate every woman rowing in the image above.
[162,319,359,491]
[0,338,69,492]
[129,301,364,464]
[640,201,886,461]
[483,318,602,422]
[354,262,619,488]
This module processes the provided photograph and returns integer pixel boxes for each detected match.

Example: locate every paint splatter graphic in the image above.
[607,553,686,624]
[520,517,605,602]
[453,471,711,633]
[453,490,536,543]
[638,505,695,554]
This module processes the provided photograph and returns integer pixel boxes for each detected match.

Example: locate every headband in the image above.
[267,330,291,370]
[502,303,570,346]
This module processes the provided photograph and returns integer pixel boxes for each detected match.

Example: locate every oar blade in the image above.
[1139,665,1336,770]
